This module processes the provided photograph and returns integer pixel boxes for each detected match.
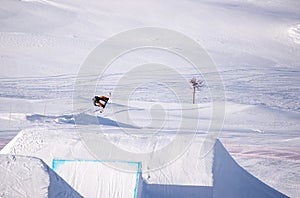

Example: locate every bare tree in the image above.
[190,77,204,104]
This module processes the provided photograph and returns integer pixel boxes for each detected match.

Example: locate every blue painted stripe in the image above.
[52,159,140,170]
[133,162,141,198]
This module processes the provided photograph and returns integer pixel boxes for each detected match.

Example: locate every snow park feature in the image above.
[0,155,82,197]
[0,137,288,198]
[0,102,293,197]
[51,160,141,198]
[0,0,300,197]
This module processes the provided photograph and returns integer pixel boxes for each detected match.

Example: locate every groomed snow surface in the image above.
[0,101,294,197]
[0,155,82,197]
[0,135,289,198]
[1,0,299,197]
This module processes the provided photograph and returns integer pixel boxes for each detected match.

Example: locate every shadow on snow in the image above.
[26,113,138,129]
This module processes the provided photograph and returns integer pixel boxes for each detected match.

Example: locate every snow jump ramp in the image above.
[52,160,140,198]
[51,140,287,198]
[140,140,287,198]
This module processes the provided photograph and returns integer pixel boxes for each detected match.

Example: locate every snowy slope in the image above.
[0,0,299,197]
[0,126,288,198]
[52,160,140,198]
[0,154,82,198]
[141,140,288,198]
[0,101,294,197]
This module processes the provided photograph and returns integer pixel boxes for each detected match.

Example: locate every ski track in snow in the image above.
[0,99,299,196]
[0,0,299,197]
[0,66,299,111]
[288,24,300,44]
[0,75,76,100]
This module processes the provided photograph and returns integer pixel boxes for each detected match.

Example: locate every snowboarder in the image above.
[93,93,111,113]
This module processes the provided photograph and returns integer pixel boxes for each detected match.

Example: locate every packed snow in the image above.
[0,0,299,197]
[0,155,82,197]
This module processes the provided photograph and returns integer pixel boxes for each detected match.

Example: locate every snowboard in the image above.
[99,99,109,113]
[94,93,111,113]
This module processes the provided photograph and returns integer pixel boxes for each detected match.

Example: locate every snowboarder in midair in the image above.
[93,93,111,113]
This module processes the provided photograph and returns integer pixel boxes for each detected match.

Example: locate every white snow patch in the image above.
[52,160,140,198]
[0,155,82,198]
[0,0,299,196]
[288,24,300,44]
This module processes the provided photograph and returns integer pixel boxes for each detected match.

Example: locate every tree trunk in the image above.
[193,87,195,104]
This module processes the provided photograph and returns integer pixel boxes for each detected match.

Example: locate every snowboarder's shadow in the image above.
[74,113,139,129]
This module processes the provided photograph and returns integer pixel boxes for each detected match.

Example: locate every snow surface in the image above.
[142,139,288,198]
[0,101,293,197]
[0,128,287,197]
[52,160,140,198]
[0,0,299,197]
[0,154,82,198]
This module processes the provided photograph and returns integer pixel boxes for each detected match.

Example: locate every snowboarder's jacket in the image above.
[93,96,109,108]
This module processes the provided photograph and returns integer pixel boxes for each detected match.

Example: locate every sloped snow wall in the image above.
[52,160,141,198]
[0,155,82,198]
[139,140,288,198]
[212,140,288,198]
[0,140,288,197]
